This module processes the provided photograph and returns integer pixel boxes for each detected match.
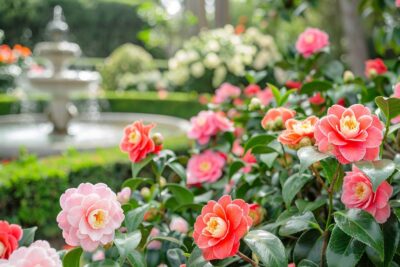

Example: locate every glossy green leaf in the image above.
[125,204,150,232]
[228,161,245,178]
[114,230,142,260]
[295,198,326,212]
[167,162,187,181]
[244,230,287,267]
[131,155,154,178]
[260,152,279,168]
[279,211,320,236]
[354,159,395,191]
[383,214,400,267]
[375,96,400,122]
[251,145,278,154]
[166,184,194,204]
[300,80,333,95]
[244,134,275,153]
[122,178,154,191]
[334,209,384,261]
[86,259,119,267]
[187,246,213,267]
[326,225,365,267]
[282,173,313,206]
[146,236,187,251]
[268,83,282,105]
[293,229,323,264]
[62,247,82,267]
[298,259,319,267]
[298,146,330,172]
[167,248,185,266]
[126,250,146,267]
[18,227,37,247]
[279,89,297,106]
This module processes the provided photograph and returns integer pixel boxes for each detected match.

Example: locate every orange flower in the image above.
[278,116,318,149]
[261,107,296,130]
[0,45,15,64]
[13,44,31,58]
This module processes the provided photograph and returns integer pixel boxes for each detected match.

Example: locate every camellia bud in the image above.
[248,203,266,226]
[103,241,113,250]
[298,137,314,148]
[159,177,167,188]
[140,187,151,199]
[368,69,378,79]
[343,70,355,83]
[248,97,263,111]
[152,133,164,146]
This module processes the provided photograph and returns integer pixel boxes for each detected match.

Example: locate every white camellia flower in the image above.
[204,53,221,69]
[212,66,227,87]
[206,40,220,52]
[254,51,271,70]
[191,62,205,78]
[167,67,189,86]
[227,56,245,76]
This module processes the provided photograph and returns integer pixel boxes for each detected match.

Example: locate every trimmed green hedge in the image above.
[0,135,190,239]
[0,91,204,119]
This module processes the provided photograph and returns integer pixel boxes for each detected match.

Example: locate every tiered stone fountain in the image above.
[0,6,189,157]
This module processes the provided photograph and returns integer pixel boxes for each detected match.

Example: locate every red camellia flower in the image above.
[120,121,162,162]
[248,203,265,226]
[341,166,392,223]
[193,195,253,260]
[314,104,384,164]
[365,58,387,78]
[0,221,23,259]
[244,84,261,97]
[309,92,325,105]
[285,80,302,90]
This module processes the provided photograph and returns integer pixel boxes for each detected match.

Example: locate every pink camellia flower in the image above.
[309,92,325,105]
[242,150,257,173]
[116,187,131,204]
[314,104,384,164]
[249,203,266,226]
[92,250,105,261]
[397,0,400,7]
[261,107,296,130]
[214,83,241,104]
[187,150,226,185]
[169,217,189,234]
[0,221,22,259]
[120,121,163,163]
[193,195,253,260]
[391,83,400,123]
[57,183,125,252]
[244,84,261,97]
[341,166,393,223]
[188,111,234,145]
[256,88,274,106]
[288,264,296,267]
[232,139,244,156]
[0,241,61,267]
[147,228,162,250]
[365,58,387,78]
[295,28,329,58]
[278,116,319,149]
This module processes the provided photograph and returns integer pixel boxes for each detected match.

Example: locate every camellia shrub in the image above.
[1,27,400,267]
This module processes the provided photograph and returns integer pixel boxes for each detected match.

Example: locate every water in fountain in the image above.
[0,6,190,158]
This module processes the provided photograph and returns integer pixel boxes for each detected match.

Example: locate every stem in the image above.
[310,165,328,192]
[237,251,257,267]
[280,143,288,167]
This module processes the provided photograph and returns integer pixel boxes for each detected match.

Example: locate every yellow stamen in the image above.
[88,209,109,229]
[205,217,227,238]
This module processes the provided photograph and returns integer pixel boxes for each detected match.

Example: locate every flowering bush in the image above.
[166,25,281,92]
[3,26,400,267]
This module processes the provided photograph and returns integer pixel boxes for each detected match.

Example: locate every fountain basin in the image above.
[0,113,190,158]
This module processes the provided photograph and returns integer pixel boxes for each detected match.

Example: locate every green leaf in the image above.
[293,229,323,264]
[388,123,400,135]
[187,246,213,267]
[244,134,275,153]
[354,159,395,192]
[268,83,281,105]
[114,230,142,260]
[62,247,82,267]
[125,204,150,232]
[279,89,297,106]
[334,209,384,261]
[18,227,37,247]
[298,259,319,267]
[326,225,365,267]
[126,250,146,267]
[86,259,119,267]
[300,80,333,96]
[165,184,194,205]
[295,198,326,212]
[282,173,313,206]
[383,214,400,267]
[122,178,154,191]
[320,158,339,184]
[228,161,245,178]
[251,145,278,155]
[244,230,287,267]
[167,162,187,181]
[167,248,185,266]
[279,211,320,236]
[131,155,154,178]
[298,146,330,172]
[146,236,187,251]
[375,96,400,122]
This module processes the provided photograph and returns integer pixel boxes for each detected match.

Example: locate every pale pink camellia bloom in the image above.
[187,150,226,185]
[256,88,274,106]
[341,166,393,223]
[56,183,125,252]
[120,121,163,163]
[188,111,234,145]
[169,217,189,234]
[261,107,296,130]
[309,92,325,105]
[391,83,400,123]
[295,28,329,58]
[214,83,241,104]
[0,241,61,267]
[193,195,253,260]
[92,250,105,261]
[314,104,384,164]
[278,116,319,149]
[116,187,131,204]
[147,228,162,250]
